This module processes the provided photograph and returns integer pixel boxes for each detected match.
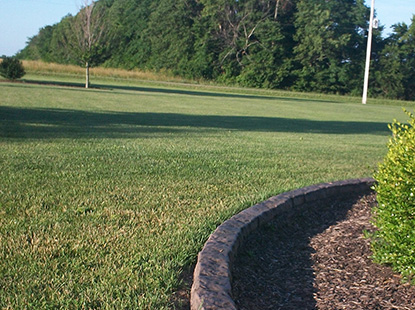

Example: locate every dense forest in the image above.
[18,0,415,100]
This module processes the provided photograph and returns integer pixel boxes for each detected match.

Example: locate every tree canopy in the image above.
[17,0,415,100]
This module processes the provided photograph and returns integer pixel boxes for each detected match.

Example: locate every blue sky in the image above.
[0,0,414,57]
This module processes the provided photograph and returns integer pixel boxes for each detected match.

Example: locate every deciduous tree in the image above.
[64,0,111,88]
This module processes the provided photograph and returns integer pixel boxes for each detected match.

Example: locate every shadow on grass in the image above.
[97,84,335,103]
[19,79,336,103]
[0,106,390,139]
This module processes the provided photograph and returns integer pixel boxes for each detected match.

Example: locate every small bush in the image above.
[372,109,415,282]
[0,56,26,80]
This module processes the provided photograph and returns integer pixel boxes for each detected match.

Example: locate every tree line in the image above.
[18,0,415,100]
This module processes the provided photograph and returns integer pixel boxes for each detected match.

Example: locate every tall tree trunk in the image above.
[85,61,90,89]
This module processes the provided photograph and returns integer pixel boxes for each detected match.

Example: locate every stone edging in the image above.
[190,178,375,310]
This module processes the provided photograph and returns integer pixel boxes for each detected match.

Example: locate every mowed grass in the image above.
[0,76,413,309]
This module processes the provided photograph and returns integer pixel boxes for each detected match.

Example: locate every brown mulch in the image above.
[232,193,415,310]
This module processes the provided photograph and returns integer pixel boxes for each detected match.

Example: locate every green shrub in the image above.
[0,56,26,80]
[372,109,415,282]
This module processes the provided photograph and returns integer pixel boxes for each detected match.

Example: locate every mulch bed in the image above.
[232,193,415,310]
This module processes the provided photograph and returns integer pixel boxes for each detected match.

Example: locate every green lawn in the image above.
[0,78,413,309]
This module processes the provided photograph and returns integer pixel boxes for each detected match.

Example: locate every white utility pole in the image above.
[362,0,375,104]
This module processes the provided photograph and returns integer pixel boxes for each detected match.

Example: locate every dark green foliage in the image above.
[15,0,415,99]
[103,0,153,69]
[373,18,415,101]
[372,110,415,282]
[145,0,198,76]
[236,19,295,89]
[0,57,25,80]
[293,0,368,94]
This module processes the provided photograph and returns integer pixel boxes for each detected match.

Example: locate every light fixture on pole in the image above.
[362,0,375,104]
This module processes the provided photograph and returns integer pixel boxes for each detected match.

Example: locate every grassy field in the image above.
[1,66,414,309]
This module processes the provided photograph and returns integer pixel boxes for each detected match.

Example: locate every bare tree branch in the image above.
[275,0,280,20]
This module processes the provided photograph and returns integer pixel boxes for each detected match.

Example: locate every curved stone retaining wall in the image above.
[190,178,375,310]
